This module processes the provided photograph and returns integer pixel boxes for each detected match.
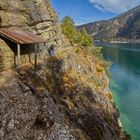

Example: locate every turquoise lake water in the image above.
[100,43,140,140]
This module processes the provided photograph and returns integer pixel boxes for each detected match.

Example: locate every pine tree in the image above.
[61,16,93,47]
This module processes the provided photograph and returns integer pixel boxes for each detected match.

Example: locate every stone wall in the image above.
[0,0,66,71]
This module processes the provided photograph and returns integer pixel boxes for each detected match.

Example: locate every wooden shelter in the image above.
[0,28,47,69]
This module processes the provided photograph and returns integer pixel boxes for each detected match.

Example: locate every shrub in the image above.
[61,16,93,47]
[80,27,93,47]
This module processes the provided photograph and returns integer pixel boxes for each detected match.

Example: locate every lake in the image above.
[99,43,140,140]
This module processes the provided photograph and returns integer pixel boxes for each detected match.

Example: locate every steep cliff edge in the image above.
[0,46,128,140]
[0,0,128,140]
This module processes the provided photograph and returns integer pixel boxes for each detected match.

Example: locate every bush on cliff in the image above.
[61,17,111,77]
[61,16,93,47]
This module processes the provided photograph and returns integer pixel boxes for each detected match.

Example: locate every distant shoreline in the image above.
[95,39,140,44]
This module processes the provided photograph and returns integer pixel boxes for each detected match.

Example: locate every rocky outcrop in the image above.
[0,0,63,43]
[0,45,128,140]
[78,5,140,41]
[0,0,67,71]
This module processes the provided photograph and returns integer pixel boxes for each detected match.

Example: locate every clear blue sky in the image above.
[51,0,140,25]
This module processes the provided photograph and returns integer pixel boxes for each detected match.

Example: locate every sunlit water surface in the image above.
[99,43,140,140]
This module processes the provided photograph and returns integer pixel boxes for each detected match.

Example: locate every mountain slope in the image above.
[78,5,140,41]
[0,0,128,140]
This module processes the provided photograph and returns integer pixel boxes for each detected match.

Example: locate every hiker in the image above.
[48,44,57,56]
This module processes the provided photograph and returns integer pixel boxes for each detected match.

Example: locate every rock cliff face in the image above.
[0,0,62,42]
[78,5,140,41]
[0,0,128,140]
[0,0,67,71]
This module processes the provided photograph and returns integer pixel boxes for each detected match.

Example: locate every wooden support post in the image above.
[17,43,21,69]
[34,44,38,70]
